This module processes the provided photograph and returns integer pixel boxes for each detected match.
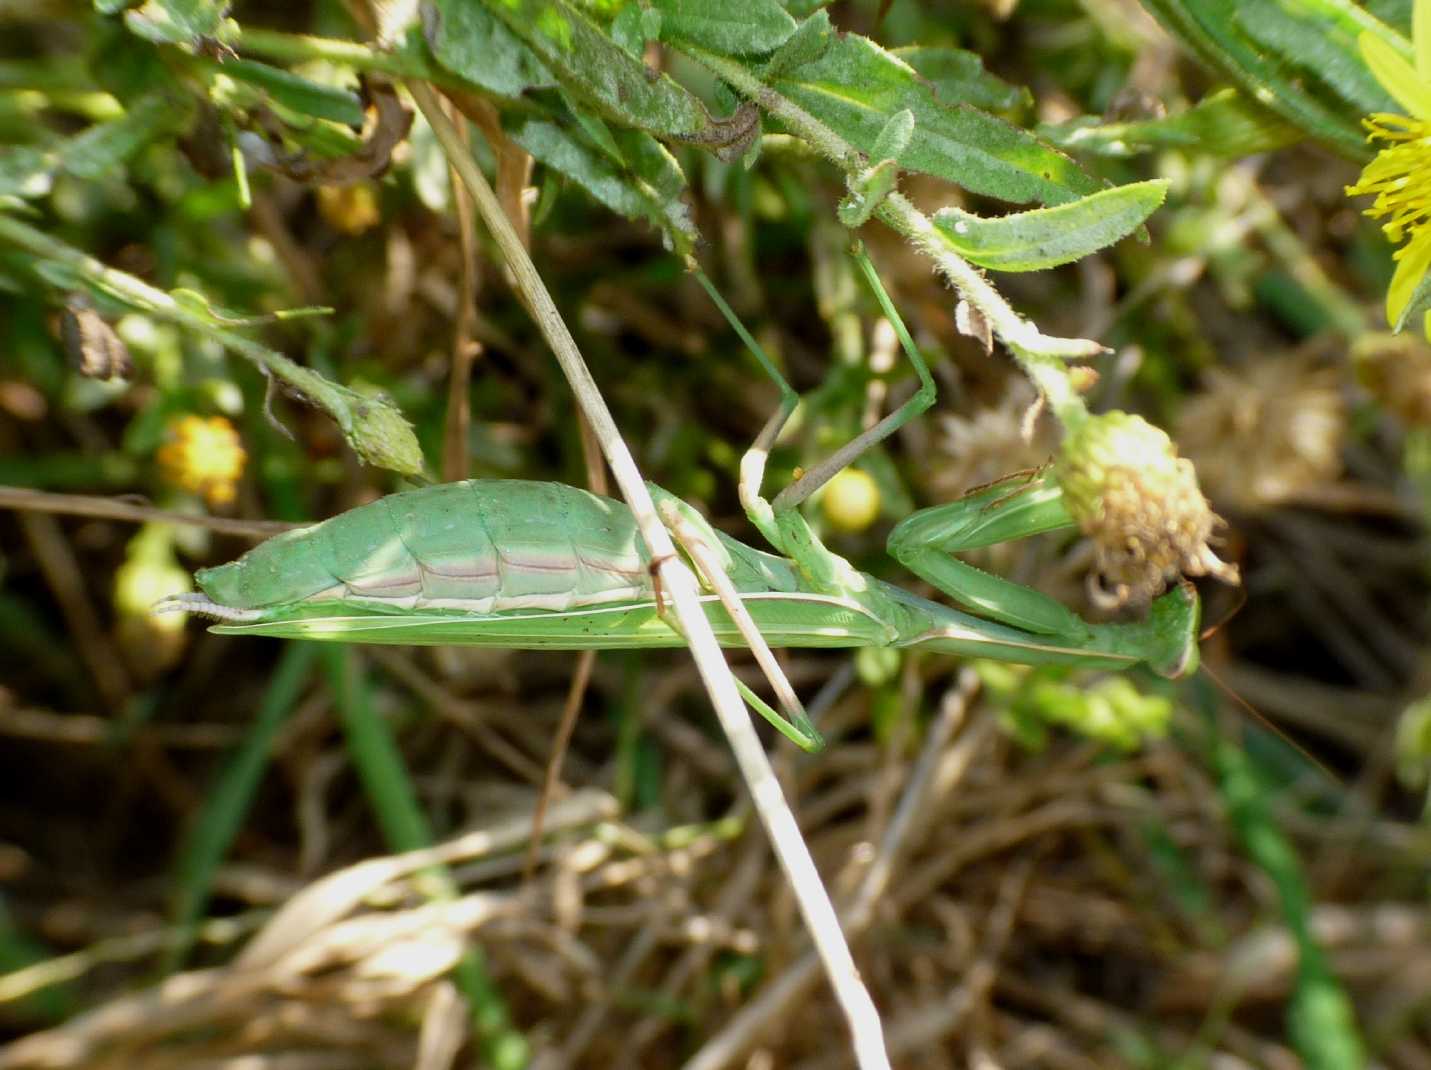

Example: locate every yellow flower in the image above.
[156,414,246,507]
[1347,2,1431,334]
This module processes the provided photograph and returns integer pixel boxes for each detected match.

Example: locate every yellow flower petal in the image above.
[1386,231,1431,327]
[1362,32,1431,120]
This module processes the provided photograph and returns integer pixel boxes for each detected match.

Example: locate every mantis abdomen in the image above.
[193,481,657,619]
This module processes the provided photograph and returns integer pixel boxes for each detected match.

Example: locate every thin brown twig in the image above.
[442,99,481,484]
[0,486,298,538]
[16,511,131,711]
[524,648,595,881]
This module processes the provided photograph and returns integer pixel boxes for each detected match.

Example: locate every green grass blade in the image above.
[1214,736,1367,1069]
[319,645,530,1070]
[165,641,317,972]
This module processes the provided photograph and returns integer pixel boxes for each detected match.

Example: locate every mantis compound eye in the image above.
[1056,410,1240,608]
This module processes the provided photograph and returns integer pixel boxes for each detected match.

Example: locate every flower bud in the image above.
[1055,411,1239,607]
[822,468,882,533]
[156,414,246,507]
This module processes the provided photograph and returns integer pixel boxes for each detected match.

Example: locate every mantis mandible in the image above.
[159,249,1203,751]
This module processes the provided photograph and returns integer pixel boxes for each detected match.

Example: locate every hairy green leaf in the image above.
[770,28,1098,205]
[508,111,697,255]
[869,107,914,162]
[1043,88,1302,158]
[480,0,709,139]
[893,46,1029,113]
[763,8,833,79]
[426,0,555,98]
[651,0,796,55]
[933,179,1168,272]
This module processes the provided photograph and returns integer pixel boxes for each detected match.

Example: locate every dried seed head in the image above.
[1055,411,1239,608]
[1354,332,1431,427]
[1177,356,1344,511]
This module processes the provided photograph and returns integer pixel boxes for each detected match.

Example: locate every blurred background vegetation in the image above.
[0,0,1428,1066]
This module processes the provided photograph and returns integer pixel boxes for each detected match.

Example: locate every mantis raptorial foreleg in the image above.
[700,245,1201,678]
[886,475,1092,637]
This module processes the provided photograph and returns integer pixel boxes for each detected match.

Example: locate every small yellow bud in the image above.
[156,415,246,507]
[113,524,191,677]
[317,183,382,236]
[1056,411,1238,607]
[822,468,881,533]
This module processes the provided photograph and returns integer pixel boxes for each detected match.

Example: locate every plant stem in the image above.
[410,80,892,1070]
[0,213,422,476]
[684,46,1098,424]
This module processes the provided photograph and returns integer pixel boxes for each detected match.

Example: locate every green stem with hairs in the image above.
[682,46,1095,426]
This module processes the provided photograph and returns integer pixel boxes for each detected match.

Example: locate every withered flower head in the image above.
[1056,411,1240,608]
[1176,356,1345,511]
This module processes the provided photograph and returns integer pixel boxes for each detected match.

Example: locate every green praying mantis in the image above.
[159,249,1208,752]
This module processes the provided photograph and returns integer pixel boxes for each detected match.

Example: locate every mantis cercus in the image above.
[159,249,1203,751]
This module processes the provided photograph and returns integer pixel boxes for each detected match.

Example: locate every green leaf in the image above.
[61,92,191,178]
[0,91,191,198]
[650,0,797,55]
[770,29,1099,205]
[508,111,697,255]
[933,179,1169,272]
[122,0,234,47]
[1042,88,1302,158]
[1236,0,1398,116]
[426,0,555,98]
[893,46,1029,113]
[869,107,914,162]
[0,147,57,199]
[763,8,833,79]
[1138,0,1372,158]
[479,0,709,139]
[1392,265,1431,334]
[208,58,365,127]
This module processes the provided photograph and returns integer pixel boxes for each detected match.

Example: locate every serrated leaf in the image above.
[480,0,708,138]
[508,112,696,255]
[426,0,555,98]
[932,179,1168,272]
[771,30,1099,205]
[893,46,1029,112]
[1042,88,1302,158]
[651,0,796,55]
[213,59,365,127]
[1138,0,1370,158]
